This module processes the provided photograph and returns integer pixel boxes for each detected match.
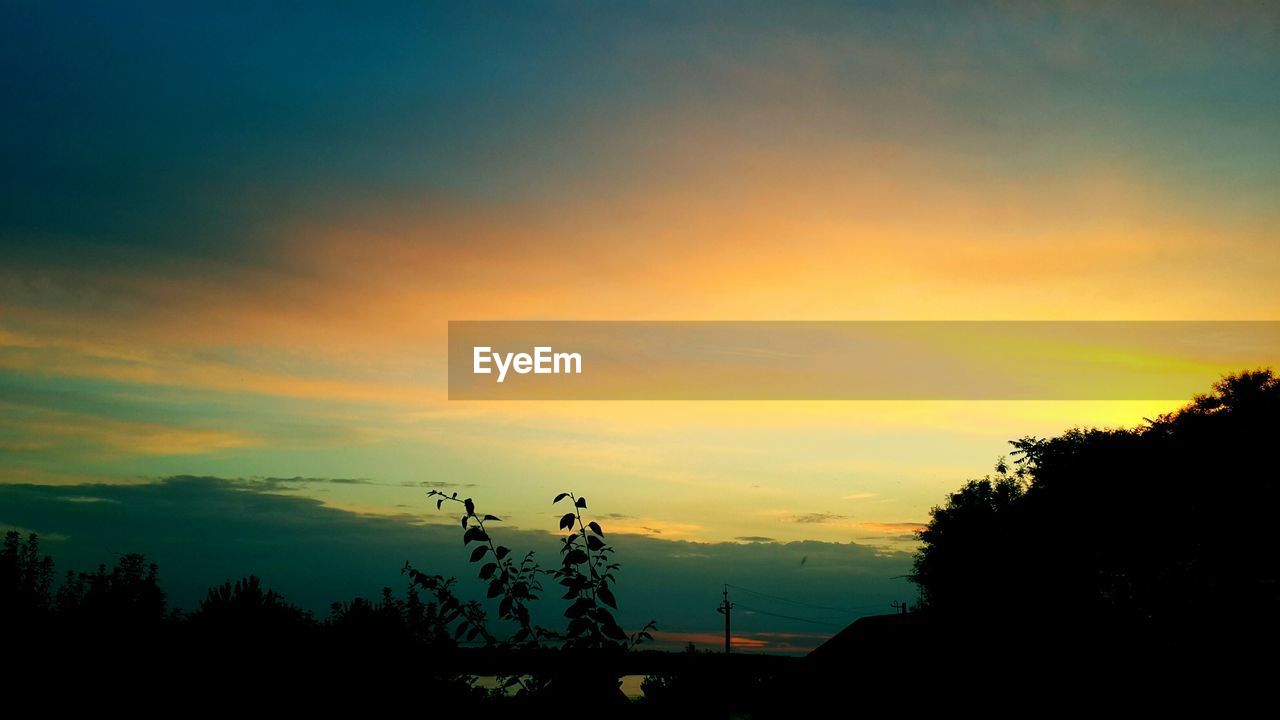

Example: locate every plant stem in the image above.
[569,492,596,602]
[434,492,541,647]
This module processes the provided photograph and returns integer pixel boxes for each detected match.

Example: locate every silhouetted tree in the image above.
[912,369,1280,657]
[55,553,167,628]
[912,472,1027,617]
[327,584,449,647]
[0,531,56,625]
[190,575,311,633]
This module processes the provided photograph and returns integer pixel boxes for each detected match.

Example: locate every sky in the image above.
[2,1,1278,653]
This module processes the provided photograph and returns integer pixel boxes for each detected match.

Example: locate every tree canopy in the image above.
[912,369,1279,655]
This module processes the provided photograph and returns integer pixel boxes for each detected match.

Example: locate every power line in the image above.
[733,603,846,628]
[725,583,889,615]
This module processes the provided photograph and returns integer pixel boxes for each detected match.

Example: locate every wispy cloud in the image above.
[792,513,849,524]
[856,522,926,534]
[58,496,121,505]
[0,401,260,458]
[841,492,877,501]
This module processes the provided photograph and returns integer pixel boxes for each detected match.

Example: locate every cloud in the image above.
[648,630,830,654]
[0,525,68,542]
[0,400,261,459]
[152,476,480,494]
[792,513,849,524]
[0,476,913,653]
[588,516,703,540]
[231,476,376,491]
[841,492,877,501]
[856,522,927,534]
[736,536,776,543]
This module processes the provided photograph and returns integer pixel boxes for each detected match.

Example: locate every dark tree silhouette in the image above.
[0,531,55,624]
[190,575,312,633]
[55,552,167,628]
[327,583,455,649]
[912,369,1280,660]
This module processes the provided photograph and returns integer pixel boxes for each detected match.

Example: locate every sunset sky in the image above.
[3,1,1278,652]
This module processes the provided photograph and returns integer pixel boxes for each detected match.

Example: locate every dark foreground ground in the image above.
[7,619,1272,716]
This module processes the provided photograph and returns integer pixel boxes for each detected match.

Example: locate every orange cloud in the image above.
[0,403,261,458]
[649,630,832,654]
[855,522,927,535]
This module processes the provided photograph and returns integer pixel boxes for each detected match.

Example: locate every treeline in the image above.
[0,489,673,707]
[903,368,1280,689]
[1,535,505,701]
[2,534,452,647]
[0,523,732,711]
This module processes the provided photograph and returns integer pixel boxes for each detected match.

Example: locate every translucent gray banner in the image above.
[448,321,1279,400]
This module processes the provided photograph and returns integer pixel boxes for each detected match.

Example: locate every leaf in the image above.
[575,497,587,509]
[467,626,480,642]
[469,545,489,563]
[567,617,590,637]
[565,599,589,618]
[479,562,498,580]
[499,596,513,618]
[464,527,489,545]
[598,585,617,609]
[464,498,475,516]
[564,549,588,565]
[488,578,505,599]
[586,535,606,551]
[502,676,521,688]
[559,513,576,531]
[495,546,510,560]
[436,499,444,510]
[601,617,628,641]
[454,622,468,639]
[553,492,570,504]
[588,521,603,536]
[483,514,501,522]
[460,515,468,530]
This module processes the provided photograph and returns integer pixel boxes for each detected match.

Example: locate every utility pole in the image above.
[717,584,733,653]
